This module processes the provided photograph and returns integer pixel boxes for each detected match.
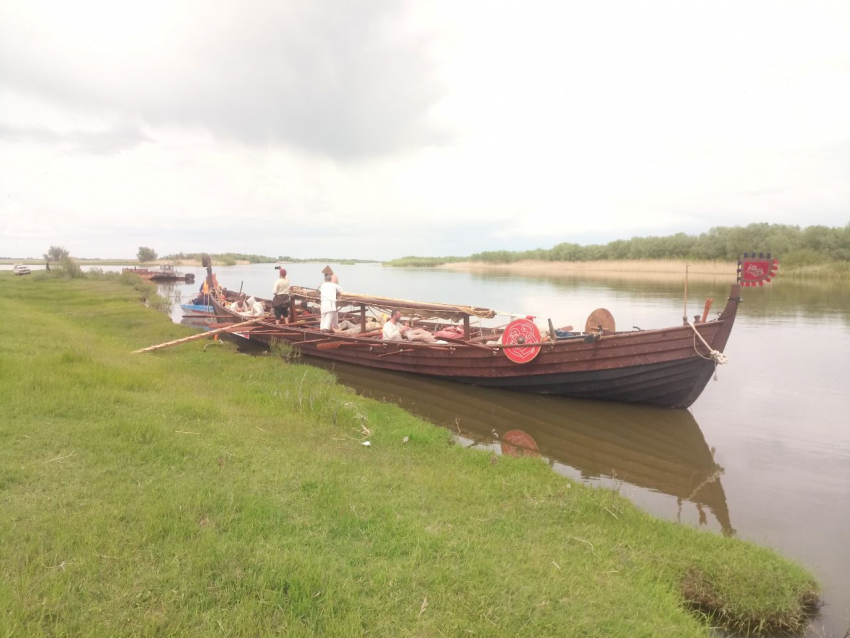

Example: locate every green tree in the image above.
[43,246,69,262]
[137,247,158,262]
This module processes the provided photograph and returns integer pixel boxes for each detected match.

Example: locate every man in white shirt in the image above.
[229,294,249,314]
[382,311,405,341]
[319,274,343,331]
[382,310,437,343]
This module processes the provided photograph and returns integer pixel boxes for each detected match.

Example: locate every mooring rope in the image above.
[689,323,728,380]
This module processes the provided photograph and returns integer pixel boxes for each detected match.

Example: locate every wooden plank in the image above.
[289,285,497,318]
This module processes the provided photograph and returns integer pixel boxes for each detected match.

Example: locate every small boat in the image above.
[123,264,195,283]
[203,254,776,409]
[12,264,31,276]
[180,303,213,317]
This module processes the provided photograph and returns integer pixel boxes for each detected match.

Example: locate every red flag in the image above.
[738,254,779,287]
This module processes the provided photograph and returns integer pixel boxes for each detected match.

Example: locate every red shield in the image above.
[502,319,541,364]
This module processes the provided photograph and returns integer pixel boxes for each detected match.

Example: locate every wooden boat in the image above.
[123,264,195,283]
[207,272,743,409]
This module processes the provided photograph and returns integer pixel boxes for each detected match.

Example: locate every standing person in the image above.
[319,273,343,332]
[272,268,291,325]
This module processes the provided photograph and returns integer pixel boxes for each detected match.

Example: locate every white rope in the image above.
[689,323,728,380]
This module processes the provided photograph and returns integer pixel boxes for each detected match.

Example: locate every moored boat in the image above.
[123,264,195,283]
[207,290,738,410]
[202,254,777,409]
[180,303,213,316]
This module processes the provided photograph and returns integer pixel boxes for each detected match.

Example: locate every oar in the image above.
[378,348,416,358]
[469,331,503,343]
[289,338,334,346]
[433,335,496,352]
[316,341,380,351]
[132,318,263,353]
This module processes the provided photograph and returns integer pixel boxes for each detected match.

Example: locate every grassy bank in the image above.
[0,273,819,637]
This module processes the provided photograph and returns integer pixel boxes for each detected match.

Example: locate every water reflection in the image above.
[317,358,734,536]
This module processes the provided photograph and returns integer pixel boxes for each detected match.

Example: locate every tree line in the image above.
[161,252,276,264]
[387,223,850,267]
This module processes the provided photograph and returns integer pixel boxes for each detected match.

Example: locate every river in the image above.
[10,261,849,634]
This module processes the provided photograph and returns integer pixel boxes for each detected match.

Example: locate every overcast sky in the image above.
[1,0,848,260]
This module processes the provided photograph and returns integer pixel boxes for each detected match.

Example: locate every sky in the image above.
[1,0,848,260]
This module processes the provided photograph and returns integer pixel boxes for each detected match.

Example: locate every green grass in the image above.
[0,273,819,637]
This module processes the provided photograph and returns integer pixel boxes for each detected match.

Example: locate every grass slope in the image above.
[0,273,818,637]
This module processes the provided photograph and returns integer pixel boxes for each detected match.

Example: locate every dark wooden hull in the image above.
[449,356,718,407]
[211,286,740,409]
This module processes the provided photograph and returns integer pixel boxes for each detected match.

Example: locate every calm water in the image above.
[14,262,849,634]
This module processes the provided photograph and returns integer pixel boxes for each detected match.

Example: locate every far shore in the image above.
[2,258,371,267]
[1,258,258,267]
[438,259,738,282]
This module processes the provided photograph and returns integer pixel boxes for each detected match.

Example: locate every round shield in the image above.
[502,319,542,364]
[584,308,616,334]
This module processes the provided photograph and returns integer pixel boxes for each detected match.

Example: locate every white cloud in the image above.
[1,0,848,259]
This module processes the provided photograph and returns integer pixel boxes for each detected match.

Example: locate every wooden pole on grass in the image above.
[131,318,263,354]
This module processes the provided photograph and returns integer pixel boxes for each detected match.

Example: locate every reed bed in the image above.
[437,259,848,282]
[441,259,737,281]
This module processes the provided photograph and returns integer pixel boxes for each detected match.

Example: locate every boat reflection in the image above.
[319,359,734,535]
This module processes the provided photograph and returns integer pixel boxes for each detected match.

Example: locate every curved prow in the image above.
[712,284,741,354]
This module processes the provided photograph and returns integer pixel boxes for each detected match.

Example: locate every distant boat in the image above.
[123,264,195,283]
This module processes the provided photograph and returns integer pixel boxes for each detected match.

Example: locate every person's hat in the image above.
[322,265,333,276]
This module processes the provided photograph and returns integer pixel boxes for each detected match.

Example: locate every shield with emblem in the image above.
[502,318,542,364]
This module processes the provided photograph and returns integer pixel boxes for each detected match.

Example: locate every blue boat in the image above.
[180,303,213,315]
